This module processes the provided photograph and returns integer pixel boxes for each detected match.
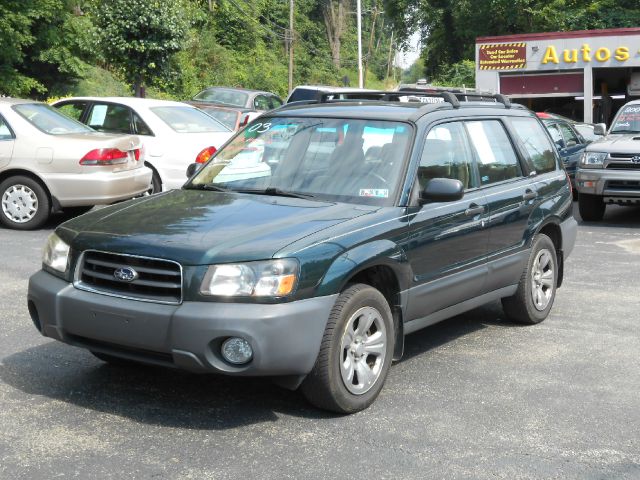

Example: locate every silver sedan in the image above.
[0,98,152,230]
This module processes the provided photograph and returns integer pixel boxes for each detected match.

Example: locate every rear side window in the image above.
[557,121,580,145]
[254,95,271,111]
[269,96,283,109]
[133,112,153,136]
[419,122,476,190]
[56,102,86,121]
[287,88,318,102]
[88,103,132,134]
[511,117,557,174]
[0,116,14,140]
[466,120,522,185]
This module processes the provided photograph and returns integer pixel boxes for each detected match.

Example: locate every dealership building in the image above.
[475,27,640,124]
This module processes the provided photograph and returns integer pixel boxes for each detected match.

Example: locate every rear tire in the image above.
[0,175,50,230]
[301,284,394,414]
[578,192,605,221]
[146,165,162,194]
[502,234,558,325]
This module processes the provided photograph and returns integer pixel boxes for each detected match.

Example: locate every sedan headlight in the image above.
[200,259,299,297]
[580,152,607,168]
[42,233,70,273]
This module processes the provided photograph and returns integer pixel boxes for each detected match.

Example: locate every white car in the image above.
[52,97,233,192]
[0,98,151,230]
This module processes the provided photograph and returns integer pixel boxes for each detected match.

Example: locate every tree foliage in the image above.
[91,0,190,96]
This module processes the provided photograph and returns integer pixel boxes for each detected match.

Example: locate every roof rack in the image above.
[314,90,511,109]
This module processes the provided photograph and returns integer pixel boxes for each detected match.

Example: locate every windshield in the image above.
[193,88,249,108]
[611,105,640,134]
[200,107,238,130]
[13,103,93,135]
[151,106,230,133]
[188,117,412,205]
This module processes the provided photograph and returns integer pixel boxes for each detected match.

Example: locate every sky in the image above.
[397,31,422,69]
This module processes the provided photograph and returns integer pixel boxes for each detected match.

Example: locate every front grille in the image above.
[606,153,640,170]
[606,180,640,191]
[75,250,182,304]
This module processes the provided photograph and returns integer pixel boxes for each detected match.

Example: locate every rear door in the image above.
[405,121,489,321]
[466,118,536,294]
[0,114,15,168]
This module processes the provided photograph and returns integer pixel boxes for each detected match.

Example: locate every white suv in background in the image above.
[53,97,233,193]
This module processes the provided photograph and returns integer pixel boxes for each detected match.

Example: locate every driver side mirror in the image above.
[186,163,201,178]
[593,123,606,136]
[420,178,464,203]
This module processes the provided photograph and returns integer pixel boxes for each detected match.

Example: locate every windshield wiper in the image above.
[186,183,231,192]
[236,187,315,199]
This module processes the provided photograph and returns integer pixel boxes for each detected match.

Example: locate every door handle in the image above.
[523,190,537,201]
[464,204,485,216]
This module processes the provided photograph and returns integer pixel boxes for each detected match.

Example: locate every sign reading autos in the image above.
[479,43,527,70]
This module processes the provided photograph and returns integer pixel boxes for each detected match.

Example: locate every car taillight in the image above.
[240,115,250,128]
[566,171,573,195]
[80,148,129,166]
[134,148,141,161]
[196,146,217,164]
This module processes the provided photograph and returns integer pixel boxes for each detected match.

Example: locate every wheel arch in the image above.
[534,218,564,288]
[0,168,53,206]
[316,240,410,361]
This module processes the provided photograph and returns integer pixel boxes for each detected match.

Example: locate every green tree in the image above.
[0,0,91,97]
[92,0,190,96]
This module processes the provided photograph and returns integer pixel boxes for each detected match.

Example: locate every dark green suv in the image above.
[28,92,577,413]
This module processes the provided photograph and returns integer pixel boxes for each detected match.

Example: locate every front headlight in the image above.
[42,233,70,273]
[580,152,607,168]
[200,259,299,298]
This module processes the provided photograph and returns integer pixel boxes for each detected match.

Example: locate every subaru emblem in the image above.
[632,155,640,164]
[113,267,138,282]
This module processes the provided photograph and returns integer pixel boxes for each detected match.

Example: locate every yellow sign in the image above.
[479,43,527,70]
[542,44,631,64]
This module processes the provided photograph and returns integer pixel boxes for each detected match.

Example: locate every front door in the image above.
[404,121,489,321]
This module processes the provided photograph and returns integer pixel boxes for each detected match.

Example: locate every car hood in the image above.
[587,133,640,153]
[57,189,376,265]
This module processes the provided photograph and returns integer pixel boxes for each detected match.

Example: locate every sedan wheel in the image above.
[0,176,50,230]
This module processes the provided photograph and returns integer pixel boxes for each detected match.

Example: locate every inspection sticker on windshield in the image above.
[359,188,389,198]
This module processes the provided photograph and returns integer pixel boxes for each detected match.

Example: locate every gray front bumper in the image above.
[576,168,640,199]
[28,271,337,376]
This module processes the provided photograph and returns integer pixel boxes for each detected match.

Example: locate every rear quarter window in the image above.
[510,117,558,174]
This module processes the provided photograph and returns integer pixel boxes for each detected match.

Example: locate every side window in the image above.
[254,95,270,111]
[132,112,153,136]
[56,102,86,122]
[0,116,14,140]
[87,103,132,134]
[466,120,522,185]
[546,123,564,148]
[269,96,283,109]
[419,122,476,190]
[557,122,579,146]
[510,117,558,174]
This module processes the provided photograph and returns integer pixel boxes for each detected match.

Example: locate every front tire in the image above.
[578,193,605,221]
[0,175,50,230]
[502,234,558,325]
[301,284,394,414]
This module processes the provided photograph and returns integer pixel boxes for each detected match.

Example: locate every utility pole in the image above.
[288,0,294,93]
[356,0,363,88]
[386,29,394,81]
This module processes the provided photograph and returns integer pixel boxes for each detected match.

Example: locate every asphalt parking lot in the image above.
[1,203,639,480]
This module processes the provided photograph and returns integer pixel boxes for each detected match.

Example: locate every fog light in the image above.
[221,337,253,365]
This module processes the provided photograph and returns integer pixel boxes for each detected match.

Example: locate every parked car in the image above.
[536,112,604,143]
[536,113,589,193]
[285,85,377,103]
[52,97,233,192]
[28,91,576,413]
[0,98,151,230]
[576,100,640,221]
[186,102,261,131]
[191,87,283,112]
